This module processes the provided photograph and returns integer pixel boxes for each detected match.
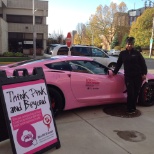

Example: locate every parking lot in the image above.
[0,58,154,154]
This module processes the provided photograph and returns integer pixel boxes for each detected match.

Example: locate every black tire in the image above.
[108,63,116,69]
[138,81,154,106]
[48,87,64,116]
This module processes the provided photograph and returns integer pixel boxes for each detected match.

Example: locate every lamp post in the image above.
[33,0,36,59]
[149,15,154,58]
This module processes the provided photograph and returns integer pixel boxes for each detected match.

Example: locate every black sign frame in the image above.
[0,67,60,154]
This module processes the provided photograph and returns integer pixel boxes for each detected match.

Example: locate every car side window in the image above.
[69,60,108,74]
[91,48,107,58]
[71,47,82,56]
[45,62,71,71]
[72,47,91,56]
[57,47,69,55]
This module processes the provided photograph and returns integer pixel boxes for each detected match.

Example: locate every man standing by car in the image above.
[112,37,147,114]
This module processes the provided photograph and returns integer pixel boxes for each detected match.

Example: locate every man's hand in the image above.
[142,75,146,81]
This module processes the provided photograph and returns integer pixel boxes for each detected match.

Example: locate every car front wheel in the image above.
[138,81,154,106]
[48,87,64,116]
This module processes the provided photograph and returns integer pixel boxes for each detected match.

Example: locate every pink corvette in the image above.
[0,56,154,114]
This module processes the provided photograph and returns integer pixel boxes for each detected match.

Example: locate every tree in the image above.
[118,2,127,12]
[121,33,128,48]
[74,23,86,45]
[111,33,119,49]
[129,7,154,47]
[48,31,65,45]
[88,2,128,48]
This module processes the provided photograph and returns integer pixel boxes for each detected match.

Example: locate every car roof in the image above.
[48,44,61,47]
[7,56,94,68]
[54,44,98,48]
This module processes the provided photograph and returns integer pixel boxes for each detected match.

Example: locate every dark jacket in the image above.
[113,49,147,77]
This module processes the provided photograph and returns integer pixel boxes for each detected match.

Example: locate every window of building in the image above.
[9,33,23,39]
[7,15,43,24]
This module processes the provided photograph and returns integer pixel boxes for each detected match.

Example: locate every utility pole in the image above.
[33,0,36,59]
[149,15,154,58]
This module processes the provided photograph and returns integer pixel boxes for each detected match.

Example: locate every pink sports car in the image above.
[0,56,154,114]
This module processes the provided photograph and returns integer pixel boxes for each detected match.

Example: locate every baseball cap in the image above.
[126,37,135,44]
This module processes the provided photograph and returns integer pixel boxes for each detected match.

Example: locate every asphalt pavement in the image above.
[0,58,154,154]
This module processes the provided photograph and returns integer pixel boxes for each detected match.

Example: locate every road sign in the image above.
[66,32,72,48]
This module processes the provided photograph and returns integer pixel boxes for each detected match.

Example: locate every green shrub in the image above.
[3,52,14,57]
[14,52,24,57]
[2,52,27,57]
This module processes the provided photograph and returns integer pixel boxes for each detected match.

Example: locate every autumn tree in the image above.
[129,7,154,47]
[121,33,128,48]
[111,33,119,49]
[74,23,87,45]
[88,2,128,48]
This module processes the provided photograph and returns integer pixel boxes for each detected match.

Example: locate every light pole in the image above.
[33,0,36,59]
[149,15,154,58]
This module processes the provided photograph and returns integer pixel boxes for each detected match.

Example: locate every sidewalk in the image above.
[1,105,154,154]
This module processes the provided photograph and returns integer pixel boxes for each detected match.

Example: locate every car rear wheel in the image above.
[138,81,154,106]
[108,63,116,69]
[48,87,64,116]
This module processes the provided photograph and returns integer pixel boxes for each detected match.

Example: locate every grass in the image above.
[142,53,154,59]
[0,57,31,63]
[143,55,154,59]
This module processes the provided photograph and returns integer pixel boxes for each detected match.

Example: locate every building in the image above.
[128,7,146,25]
[113,12,129,27]
[0,0,48,55]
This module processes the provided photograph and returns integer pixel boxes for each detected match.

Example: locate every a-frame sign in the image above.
[0,67,60,154]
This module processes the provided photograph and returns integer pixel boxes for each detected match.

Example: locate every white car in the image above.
[108,49,121,56]
[43,45,118,69]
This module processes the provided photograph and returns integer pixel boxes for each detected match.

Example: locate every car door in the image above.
[70,61,126,104]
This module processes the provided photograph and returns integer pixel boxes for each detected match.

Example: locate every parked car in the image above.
[43,45,118,69]
[1,56,154,115]
[108,49,121,56]
[44,44,60,55]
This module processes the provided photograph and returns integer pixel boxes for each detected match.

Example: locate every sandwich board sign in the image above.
[0,67,60,154]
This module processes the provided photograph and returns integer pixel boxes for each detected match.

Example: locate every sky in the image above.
[47,0,145,37]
